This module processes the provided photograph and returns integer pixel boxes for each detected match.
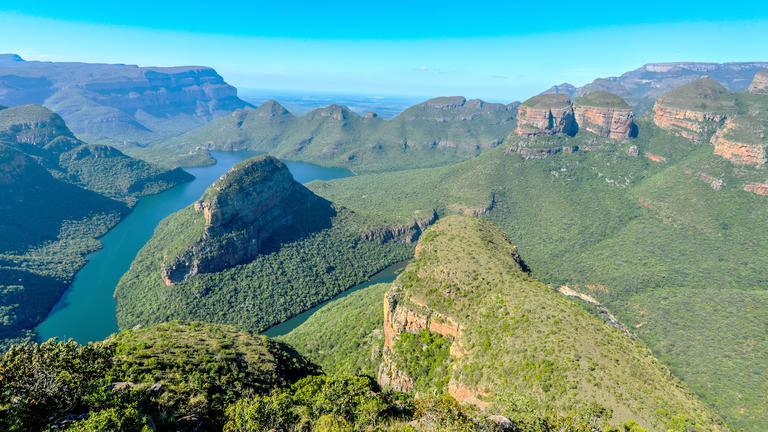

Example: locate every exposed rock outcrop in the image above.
[745,182,768,195]
[710,117,766,165]
[515,94,576,137]
[748,69,768,95]
[573,92,635,139]
[651,78,735,143]
[361,209,437,244]
[0,54,250,143]
[161,156,334,286]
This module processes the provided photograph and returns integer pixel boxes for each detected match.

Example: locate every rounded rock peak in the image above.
[521,93,572,109]
[574,91,630,109]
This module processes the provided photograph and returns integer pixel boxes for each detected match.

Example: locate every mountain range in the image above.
[0,54,250,146]
[2,59,768,431]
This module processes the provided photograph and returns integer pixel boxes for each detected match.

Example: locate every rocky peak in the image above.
[652,77,735,143]
[161,156,334,285]
[748,70,768,95]
[0,104,76,148]
[309,104,356,121]
[255,99,291,117]
[573,92,635,139]
[363,111,378,119]
[515,93,576,137]
[540,82,577,96]
[422,96,467,110]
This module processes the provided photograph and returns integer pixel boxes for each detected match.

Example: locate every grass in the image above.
[574,92,631,109]
[279,282,391,378]
[304,113,768,430]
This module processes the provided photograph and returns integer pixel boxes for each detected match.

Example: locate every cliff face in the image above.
[651,78,735,143]
[161,156,334,285]
[361,210,438,244]
[652,104,727,142]
[560,61,768,113]
[710,118,766,165]
[515,94,576,137]
[748,70,768,95]
[572,92,635,139]
[0,54,250,144]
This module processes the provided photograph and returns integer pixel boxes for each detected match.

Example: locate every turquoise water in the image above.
[35,152,352,344]
[263,260,408,337]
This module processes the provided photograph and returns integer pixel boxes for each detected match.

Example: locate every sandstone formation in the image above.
[710,117,766,165]
[573,92,635,139]
[748,69,768,95]
[515,94,576,137]
[652,78,735,143]
[361,210,437,244]
[0,54,250,144]
[161,156,334,285]
[745,182,768,195]
[563,61,768,113]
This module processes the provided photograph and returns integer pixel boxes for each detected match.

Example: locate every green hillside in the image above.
[306,111,768,430]
[280,282,392,377]
[115,156,415,335]
[655,77,737,113]
[131,97,517,173]
[381,216,723,430]
[0,105,191,351]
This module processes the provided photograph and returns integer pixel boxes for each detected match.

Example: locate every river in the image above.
[35,151,353,344]
[262,260,408,337]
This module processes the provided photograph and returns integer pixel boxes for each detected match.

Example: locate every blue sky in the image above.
[0,1,767,101]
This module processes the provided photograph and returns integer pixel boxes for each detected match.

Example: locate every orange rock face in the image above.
[515,104,575,137]
[652,103,726,143]
[748,70,768,95]
[745,183,768,195]
[573,105,634,139]
[711,118,766,165]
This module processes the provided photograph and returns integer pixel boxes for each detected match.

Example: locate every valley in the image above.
[1,44,767,432]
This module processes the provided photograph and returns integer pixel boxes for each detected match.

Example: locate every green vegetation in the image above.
[656,77,737,113]
[392,330,451,395]
[0,321,641,431]
[0,321,318,431]
[574,91,630,109]
[521,93,571,108]
[0,105,191,351]
[115,157,414,334]
[132,97,516,173]
[279,282,391,377]
[305,109,768,429]
[380,216,722,431]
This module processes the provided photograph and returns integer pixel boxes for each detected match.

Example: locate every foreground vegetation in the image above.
[0,321,653,432]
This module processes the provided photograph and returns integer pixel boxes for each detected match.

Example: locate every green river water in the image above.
[36,151,354,344]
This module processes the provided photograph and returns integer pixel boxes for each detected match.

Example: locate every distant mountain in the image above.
[0,54,250,146]
[542,61,768,113]
[0,104,191,350]
[138,96,518,173]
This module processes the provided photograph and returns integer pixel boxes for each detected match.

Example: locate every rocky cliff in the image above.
[376,216,725,430]
[515,94,576,137]
[748,69,768,95]
[0,54,249,145]
[573,92,635,139]
[710,117,766,165]
[161,156,334,285]
[555,61,768,113]
[651,78,735,143]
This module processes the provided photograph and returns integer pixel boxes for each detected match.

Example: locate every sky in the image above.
[0,1,767,101]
